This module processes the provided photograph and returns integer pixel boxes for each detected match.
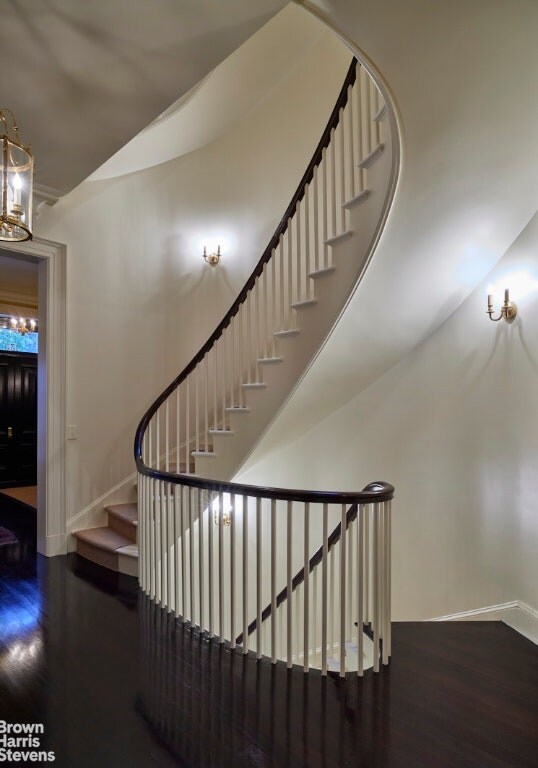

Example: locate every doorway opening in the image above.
[0,238,66,558]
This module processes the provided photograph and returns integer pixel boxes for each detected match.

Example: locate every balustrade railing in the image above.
[136,474,393,676]
[135,57,394,675]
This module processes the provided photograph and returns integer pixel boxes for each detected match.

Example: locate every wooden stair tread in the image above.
[74,526,133,552]
[106,503,137,525]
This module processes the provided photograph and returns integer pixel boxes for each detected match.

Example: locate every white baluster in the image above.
[271,498,277,664]
[287,500,293,668]
[195,366,200,453]
[321,502,328,676]
[304,185,311,298]
[295,201,301,303]
[339,112,346,233]
[189,486,195,625]
[339,503,347,677]
[321,147,328,268]
[372,501,380,672]
[230,493,236,649]
[347,83,356,200]
[204,355,209,444]
[218,489,224,642]
[174,484,181,618]
[198,488,205,632]
[357,504,364,676]
[167,484,174,612]
[303,502,310,673]
[222,331,227,423]
[256,496,262,659]
[330,128,337,240]
[313,166,320,273]
[208,490,214,637]
[287,223,293,323]
[242,494,249,654]
[180,484,186,619]
[186,378,190,471]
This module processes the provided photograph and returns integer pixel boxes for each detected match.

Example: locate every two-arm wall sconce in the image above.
[203,245,221,267]
[487,285,517,323]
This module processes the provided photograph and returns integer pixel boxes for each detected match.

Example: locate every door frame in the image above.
[0,236,67,556]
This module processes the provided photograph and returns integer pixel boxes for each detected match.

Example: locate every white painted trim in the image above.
[430,600,519,622]
[430,600,538,645]
[0,236,67,557]
[373,103,387,122]
[358,143,384,169]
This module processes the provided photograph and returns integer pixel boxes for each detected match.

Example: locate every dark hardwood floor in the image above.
[0,520,536,767]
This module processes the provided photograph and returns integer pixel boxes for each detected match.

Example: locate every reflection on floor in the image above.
[0,484,38,511]
[0,533,537,767]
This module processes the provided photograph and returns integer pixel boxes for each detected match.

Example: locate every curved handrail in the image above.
[134,57,358,471]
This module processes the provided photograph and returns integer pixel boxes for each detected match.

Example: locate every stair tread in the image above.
[116,544,139,558]
[325,230,353,247]
[257,357,283,364]
[106,503,138,526]
[209,429,235,435]
[291,299,317,309]
[225,406,250,412]
[274,329,300,337]
[343,189,370,210]
[358,143,384,169]
[308,266,335,278]
[242,382,266,388]
[191,450,217,457]
[74,526,133,552]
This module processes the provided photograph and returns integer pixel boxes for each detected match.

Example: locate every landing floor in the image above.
[0,546,536,767]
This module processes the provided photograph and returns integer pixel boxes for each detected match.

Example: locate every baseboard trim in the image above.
[430,600,538,645]
[44,532,67,557]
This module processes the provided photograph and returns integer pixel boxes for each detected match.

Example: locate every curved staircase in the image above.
[74,57,397,677]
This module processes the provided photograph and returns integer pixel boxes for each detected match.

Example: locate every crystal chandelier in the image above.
[0,108,34,242]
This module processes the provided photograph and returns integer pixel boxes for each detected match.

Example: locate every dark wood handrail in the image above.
[235,495,370,645]
[134,57,358,470]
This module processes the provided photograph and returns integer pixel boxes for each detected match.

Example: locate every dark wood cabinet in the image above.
[0,352,37,488]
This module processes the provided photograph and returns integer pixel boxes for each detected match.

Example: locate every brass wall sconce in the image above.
[487,286,517,323]
[213,499,232,526]
[203,245,221,267]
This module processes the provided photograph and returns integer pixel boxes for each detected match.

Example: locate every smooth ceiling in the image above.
[0,0,287,194]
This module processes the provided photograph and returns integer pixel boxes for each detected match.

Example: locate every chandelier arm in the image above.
[0,108,19,136]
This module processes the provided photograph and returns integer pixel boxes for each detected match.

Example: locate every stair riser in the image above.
[108,513,137,544]
[76,539,119,573]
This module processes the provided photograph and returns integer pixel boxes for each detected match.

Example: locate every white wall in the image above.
[237,211,538,624]
[268,0,538,444]
[33,28,351,527]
